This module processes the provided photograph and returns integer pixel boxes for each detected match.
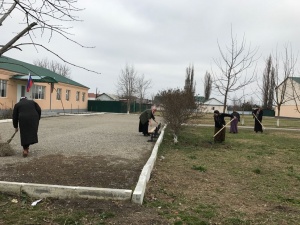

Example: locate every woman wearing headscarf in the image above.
[13,97,41,157]
[252,107,263,133]
[214,110,234,142]
[138,106,157,136]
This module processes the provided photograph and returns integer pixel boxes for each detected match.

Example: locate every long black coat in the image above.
[138,109,155,134]
[13,98,41,146]
[253,108,263,132]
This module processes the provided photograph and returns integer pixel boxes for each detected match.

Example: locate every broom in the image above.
[0,130,17,157]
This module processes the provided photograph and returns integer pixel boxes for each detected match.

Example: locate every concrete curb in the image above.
[131,125,166,204]
[0,119,12,123]
[0,181,132,201]
[0,115,165,203]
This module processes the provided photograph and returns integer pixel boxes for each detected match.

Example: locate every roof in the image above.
[290,77,300,84]
[203,98,224,105]
[88,93,97,98]
[0,56,88,88]
[195,95,206,103]
[98,93,119,101]
[12,75,58,83]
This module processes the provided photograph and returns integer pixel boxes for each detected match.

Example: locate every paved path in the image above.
[0,113,160,166]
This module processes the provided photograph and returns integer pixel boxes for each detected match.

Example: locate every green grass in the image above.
[1,113,300,224]
[145,124,300,224]
[190,113,300,129]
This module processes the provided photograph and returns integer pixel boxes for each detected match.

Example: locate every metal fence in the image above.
[88,100,151,113]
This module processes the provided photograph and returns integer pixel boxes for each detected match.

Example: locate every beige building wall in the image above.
[0,69,18,109]
[275,79,300,118]
[0,69,89,112]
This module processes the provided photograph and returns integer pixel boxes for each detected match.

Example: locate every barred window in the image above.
[56,88,62,100]
[66,90,70,101]
[0,80,7,97]
[32,85,45,99]
[76,91,80,101]
[82,92,85,102]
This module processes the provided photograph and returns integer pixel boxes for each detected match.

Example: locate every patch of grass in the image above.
[176,211,209,225]
[252,168,261,174]
[192,165,207,172]
[188,155,197,159]
[147,125,300,224]
[224,217,250,225]
[99,211,115,219]
[276,195,300,205]
[194,203,217,219]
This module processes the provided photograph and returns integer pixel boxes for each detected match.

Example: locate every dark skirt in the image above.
[139,120,149,135]
[254,119,263,132]
[214,127,226,142]
[230,118,238,133]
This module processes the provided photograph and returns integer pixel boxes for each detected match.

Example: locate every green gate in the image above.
[88,101,151,113]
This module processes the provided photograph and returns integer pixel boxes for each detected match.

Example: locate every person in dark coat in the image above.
[252,107,263,133]
[214,110,234,142]
[13,97,41,157]
[230,109,240,133]
[138,106,157,136]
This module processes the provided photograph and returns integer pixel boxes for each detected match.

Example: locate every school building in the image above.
[0,56,89,114]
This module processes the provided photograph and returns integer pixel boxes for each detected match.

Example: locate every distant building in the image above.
[88,93,97,100]
[96,93,119,101]
[274,77,300,118]
[203,98,227,113]
[0,56,89,113]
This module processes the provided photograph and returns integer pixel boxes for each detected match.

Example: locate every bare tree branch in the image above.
[33,57,72,78]
[212,27,258,112]
[0,0,100,74]
[116,64,138,113]
[136,74,152,112]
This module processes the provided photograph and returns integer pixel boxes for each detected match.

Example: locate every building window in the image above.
[56,88,62,100]
[82,92,85,102]
[0,80,7,97]
[66,90,70,101]
[76,91,80,101]
[32,85,45,99]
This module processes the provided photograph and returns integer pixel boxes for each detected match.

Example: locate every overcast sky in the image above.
[3,0,300,103]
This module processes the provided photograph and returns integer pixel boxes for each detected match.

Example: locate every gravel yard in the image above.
[0,113,158,189]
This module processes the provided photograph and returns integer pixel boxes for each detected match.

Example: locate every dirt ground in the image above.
[0,153,169,224]
[1,155,169,224]
[0,154,147,189]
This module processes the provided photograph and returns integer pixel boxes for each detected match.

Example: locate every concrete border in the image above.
[131,125,166,204]
[0,181,132,200]
[0,115,165,203]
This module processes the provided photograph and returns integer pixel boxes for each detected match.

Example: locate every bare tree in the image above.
[213,28,258,113]
[274,45,298,126]
[204,71,212,100]
[136,74,152,112]
[159,88,196,141]
[116,64,138,113]
[261,55,276,109]
[0,0,99,74]
[184,64,195,94]
[33,58,71,78]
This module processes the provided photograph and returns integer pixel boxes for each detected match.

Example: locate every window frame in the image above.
[66,89,70,101]
[0,79,7,97]
[32,84,45,100]
[56,88,62,100]
[76,91,80,101]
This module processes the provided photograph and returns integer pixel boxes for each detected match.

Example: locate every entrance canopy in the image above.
[11,75,58,83]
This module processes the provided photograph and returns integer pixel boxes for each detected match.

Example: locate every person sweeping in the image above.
[12,97,41,157]
[252,107,263,133]
[138,106,157,136]
[213,110,234,143]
